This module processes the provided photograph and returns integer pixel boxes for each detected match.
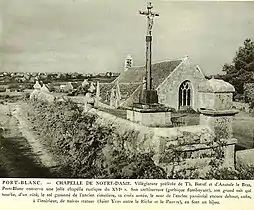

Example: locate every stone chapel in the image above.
[99,55,207,111]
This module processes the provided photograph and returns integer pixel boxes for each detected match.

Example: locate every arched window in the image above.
[179,81,192,108]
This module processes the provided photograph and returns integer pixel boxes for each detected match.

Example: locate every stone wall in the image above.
[157,57,206,111]
[91,108,234,176]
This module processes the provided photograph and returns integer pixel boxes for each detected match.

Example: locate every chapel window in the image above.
[179,81,192,108]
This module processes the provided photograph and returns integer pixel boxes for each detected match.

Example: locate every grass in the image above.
[233,111,254,149]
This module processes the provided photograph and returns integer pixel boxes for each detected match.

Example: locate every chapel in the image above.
[99,55,207,111]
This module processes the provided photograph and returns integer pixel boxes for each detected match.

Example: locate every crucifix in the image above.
[139,1,159,91]
[139,1,159,103]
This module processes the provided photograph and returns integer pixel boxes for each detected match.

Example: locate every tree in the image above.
[219,38,254,95]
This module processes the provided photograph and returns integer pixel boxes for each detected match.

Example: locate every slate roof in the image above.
[99,59,184,106]
[119,83,141,100]
[100,83,115,105]
[117,59,183,88]
[99,83,141,105]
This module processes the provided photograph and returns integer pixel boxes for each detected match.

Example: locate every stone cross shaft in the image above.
[139,1,159,91]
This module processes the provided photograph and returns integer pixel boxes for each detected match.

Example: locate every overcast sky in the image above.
[0,0,254,75]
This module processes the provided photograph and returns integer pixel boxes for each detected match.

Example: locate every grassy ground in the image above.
[97,107,127,119]
[0,103,57,177]
[233,111,254,149]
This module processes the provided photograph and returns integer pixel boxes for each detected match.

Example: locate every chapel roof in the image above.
[99,82,141,105]
[117,59,183,88]
[118,83,141,100]
[99,83,115,105]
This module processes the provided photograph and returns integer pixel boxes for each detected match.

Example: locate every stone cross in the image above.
[139,1,159,91]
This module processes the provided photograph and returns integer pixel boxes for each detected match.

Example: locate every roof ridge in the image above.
[129,57,185,69]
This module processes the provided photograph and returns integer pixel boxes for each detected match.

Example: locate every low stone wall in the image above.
[90,108,155,154]
[91,108,235,176]
[153,126,236,176]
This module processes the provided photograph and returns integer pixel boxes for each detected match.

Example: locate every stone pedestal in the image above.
[199,109,238,139]
[198,78,239,168]
[126,105,172,127]
[139,89,158,104]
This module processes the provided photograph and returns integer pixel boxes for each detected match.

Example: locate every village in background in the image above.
[0,71,119,93]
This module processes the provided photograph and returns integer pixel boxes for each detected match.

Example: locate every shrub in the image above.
[27,100,166,179]
[204,166,254,180]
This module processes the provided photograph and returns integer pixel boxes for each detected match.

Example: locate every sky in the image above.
[0,0,254,75]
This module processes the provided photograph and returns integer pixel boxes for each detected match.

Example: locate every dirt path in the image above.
[0,102,59,177]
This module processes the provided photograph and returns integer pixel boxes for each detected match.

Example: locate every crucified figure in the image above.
[139,1,159,35]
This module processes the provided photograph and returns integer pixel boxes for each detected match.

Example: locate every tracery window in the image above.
[179,81,192,108]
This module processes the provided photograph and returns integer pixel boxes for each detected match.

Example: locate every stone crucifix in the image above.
[139,1,159,91]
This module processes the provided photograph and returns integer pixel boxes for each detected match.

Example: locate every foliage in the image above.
[27,100,166,178]
[204,165,254,180]
[218,38,254,96]
[0,94,28,103]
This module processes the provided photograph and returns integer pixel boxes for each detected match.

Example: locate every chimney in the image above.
[124,54,133,71]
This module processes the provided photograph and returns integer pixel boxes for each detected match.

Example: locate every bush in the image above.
[27,100,166,178]
[204,166,254,180]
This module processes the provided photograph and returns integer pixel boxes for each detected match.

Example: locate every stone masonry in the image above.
[199,78,238,168]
